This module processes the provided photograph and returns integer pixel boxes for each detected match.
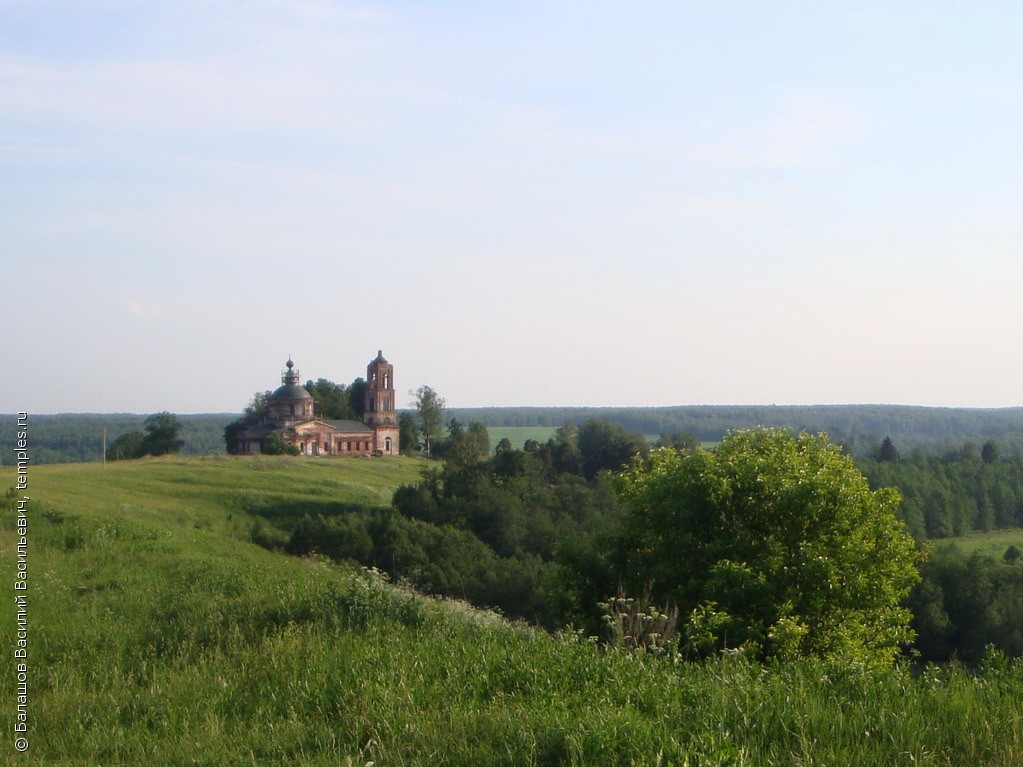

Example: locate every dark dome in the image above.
[270,384,312,401]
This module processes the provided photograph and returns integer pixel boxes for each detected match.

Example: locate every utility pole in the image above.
[102,423,107,468]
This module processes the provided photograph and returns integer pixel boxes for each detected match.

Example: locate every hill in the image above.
[3,456,1023,765]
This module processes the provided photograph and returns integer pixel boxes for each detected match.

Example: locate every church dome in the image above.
[270,384,312,401]
[269,358,312,401]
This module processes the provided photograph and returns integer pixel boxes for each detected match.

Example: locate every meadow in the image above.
[931,528,1023,560]
[2,456,1022,766]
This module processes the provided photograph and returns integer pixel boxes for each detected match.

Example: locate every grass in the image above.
[486,426,558,451]
[3,456,1023,765]
[930,528,1023,560]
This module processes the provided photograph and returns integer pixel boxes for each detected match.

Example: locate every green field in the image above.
[931,528,1023,559]
[3,457,1023,765]
[485,425,558,450]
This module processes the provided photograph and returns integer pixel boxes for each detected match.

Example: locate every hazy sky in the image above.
[4,1,1023,413]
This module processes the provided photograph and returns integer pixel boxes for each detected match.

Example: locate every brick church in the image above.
[238,350,400,456]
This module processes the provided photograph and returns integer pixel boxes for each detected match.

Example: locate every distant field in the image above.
[487,426,675,452]
[486,425,557,450]
[931,528,1023,559]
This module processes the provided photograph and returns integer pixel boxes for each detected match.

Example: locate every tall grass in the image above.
[2,458,1022,765]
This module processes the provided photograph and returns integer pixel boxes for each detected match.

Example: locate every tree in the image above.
[609,429,919,665]
[576,418,646,479]
[262,431,300,456]
[443,419,491,464]
[141,412,185,456]
[878,436,900,463]
[398,412,418,455]
[106,431,145,461]
[410,385,445,457]
[224,391,271,454]
[349,377,367,418]
[304,378,354,420]
[656,431,701,453]
[982,440,1001,464]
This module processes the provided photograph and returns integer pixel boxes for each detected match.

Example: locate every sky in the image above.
[3,1,1023,413]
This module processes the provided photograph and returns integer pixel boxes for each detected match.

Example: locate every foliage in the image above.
[437,419,490,464]
[141,411,186,456]
[609,429,920,665]
[304,378,356,420]
[105,412,185,459]
[860,450,1023,539]
[908,544,1023,662]
[446,404,1023,457]
[261,431,300,456]
[879,435,901,462]
[4,459,1023,766]
[576,418,647,479]
[599,585,679,657]
[224,391,271,454]
[398,411,418,455]
[106,430,145,460]
[409,385,446,457]
[0,413,232,463]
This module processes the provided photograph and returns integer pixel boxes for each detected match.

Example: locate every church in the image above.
[238,350,400,457]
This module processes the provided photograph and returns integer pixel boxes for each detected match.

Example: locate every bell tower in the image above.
[364,350,399,454]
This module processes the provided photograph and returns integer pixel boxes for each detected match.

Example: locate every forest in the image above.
[7,403,1023,463]
[241,418,1023,664]
[7,405,1023,662]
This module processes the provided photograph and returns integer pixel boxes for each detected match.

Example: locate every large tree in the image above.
[304,378,355,420]
[141,412,185,456]
[609,428,919,666]
[410,385,445,457]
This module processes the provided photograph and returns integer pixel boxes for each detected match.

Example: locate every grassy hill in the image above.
[3,456,1023,766]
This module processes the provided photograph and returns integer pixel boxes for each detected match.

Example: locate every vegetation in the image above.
[4,456,1023,765]
[909,543,1023,663]
[409,385,445,457]
[605,430,919,665]
[0,413,232,463]
[448,404,1023,457]
[860,446,1023,540]
[105,412,186,460]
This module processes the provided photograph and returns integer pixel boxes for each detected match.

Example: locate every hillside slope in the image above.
[2,457,1022,766]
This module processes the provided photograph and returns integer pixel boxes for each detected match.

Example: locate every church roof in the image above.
[269,384,312,401]
[321,419,373,433]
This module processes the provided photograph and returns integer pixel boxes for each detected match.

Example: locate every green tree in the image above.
[656,431,701,452]
[106,431,145,461]
[262,431,300,456]
[224,391,270,454]
[140,412,185,456]
[398,412,418,456]
[577,418,646,479]
[304,378,354,420]
[878,436,900,463]
[610,429,919,665]
[444,419,491,464]
[982,440,1001,464]
[410,385,445,457]
[349,377,367,418]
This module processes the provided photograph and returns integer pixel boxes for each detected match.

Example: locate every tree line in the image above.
[241,410,1023,665]
[9,403,1023,464]
[860,439,1023,539]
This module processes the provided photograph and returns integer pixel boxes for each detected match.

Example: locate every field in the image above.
[486,425,558,450]
[931,528,1023,559]
[3,456,1023,765]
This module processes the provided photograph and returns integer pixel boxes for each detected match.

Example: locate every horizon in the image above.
[4,2,1023,413]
